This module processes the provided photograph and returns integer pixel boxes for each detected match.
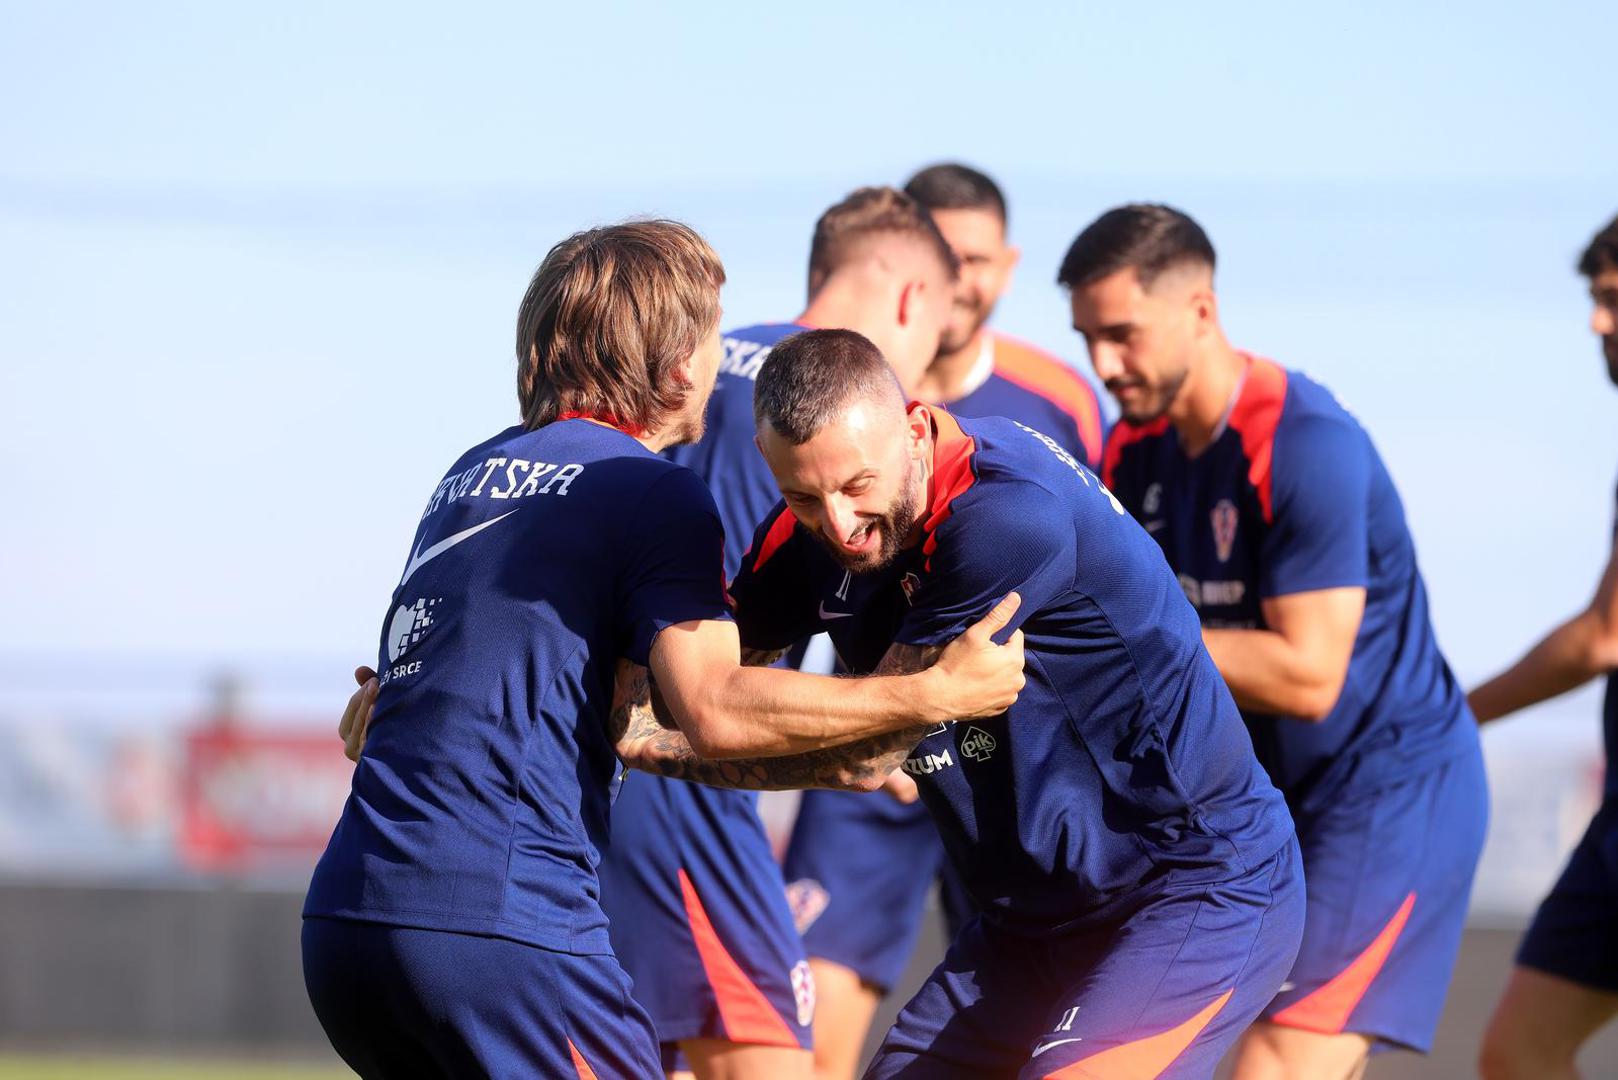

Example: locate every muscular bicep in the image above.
[1259,586,1365,682]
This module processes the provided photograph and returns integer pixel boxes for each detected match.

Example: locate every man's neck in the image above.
[915,329,991,404]
[1168,339,1247,458]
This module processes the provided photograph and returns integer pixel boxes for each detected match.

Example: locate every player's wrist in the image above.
[910,666,956,727]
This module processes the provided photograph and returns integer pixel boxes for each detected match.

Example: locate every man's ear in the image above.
[1190,285,1219,340]
[896,280,919,328]
[1003,245,1023,274]
[905,402,932,459]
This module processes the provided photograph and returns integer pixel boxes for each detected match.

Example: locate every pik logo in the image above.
[1211,499,1239,563]
[387,597,443,663]
[960,726,997,763]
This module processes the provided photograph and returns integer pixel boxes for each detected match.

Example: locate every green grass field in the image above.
[0,1057,352,1080]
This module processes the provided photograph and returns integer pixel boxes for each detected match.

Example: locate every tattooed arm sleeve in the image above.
[610,641,941,792]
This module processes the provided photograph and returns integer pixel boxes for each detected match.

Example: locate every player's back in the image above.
[667,322,803,578]
[305,419,727,955]
[1105,358,1475,811]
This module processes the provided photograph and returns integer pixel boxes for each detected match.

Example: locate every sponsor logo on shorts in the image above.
[960,726,997,763]
[784,878,830,935]
[790,960,816,1026]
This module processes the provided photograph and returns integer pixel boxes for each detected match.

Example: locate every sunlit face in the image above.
[931,207,1018,354]
[1068,267,1203,426]
[1590,266,1618,386]
[669,318,724,446]
[757,399,928,573]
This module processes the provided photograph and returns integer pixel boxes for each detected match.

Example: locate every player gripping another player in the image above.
[302,221,1026,1080]
[612,328,1305,1078]
[782,164,1109,1080]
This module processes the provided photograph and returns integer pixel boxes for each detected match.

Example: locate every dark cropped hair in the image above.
[903,162,1008,226]
[808,186,959,293]
[1057,203,1217,291]
[515,220,724,432]
[1578,214,1618,278]
[753,329,904,445]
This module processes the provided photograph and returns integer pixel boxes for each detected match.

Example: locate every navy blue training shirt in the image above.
[305,419,731,954]
[729,410,1294,935]
[1104,356,1477,814]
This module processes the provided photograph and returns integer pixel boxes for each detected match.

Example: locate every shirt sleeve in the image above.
[617,467,733,666]
[726,503,821,652]
[895,481,1075,648]
[1259,414,1372,598]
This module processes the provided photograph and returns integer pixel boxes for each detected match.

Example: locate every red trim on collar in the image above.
[919,406,979,572]
[1101,415,1171,488]
[1224,355,1288,524]
[556,410,645,437]
[746,508,800,575]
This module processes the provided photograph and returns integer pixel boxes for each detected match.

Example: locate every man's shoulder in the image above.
[990,334,1099,411]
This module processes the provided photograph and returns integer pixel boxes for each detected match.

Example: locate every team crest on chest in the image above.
[900,571,921,604]
[1211,499,1239,563]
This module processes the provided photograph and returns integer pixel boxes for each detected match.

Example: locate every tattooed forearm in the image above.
[608,657,934,792]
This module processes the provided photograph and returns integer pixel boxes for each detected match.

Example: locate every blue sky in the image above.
[2,1,1615,717]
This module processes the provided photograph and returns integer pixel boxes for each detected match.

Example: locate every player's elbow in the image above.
[1583,612,1618,674]
[1289,680,1344,722]
[839,768,888,793]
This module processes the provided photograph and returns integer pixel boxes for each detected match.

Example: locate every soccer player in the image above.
[301,221,1026,1080]
[617,328,1305,1078]
[1074,205,1489,1079]
[782,164,1111,1079]
[604,185,959,1080]
[1472,214,1618,1080]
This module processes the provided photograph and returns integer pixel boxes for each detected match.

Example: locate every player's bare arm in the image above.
[648,592,1021,759]
[341,597,1022,765]
[1202,586,1365,721]
[615,634,998,790]
[1469,537,1618,722]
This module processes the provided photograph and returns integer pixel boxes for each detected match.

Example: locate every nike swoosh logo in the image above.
[1144,520,1167,533]
[400,510,517,587]
[818,601,852,621]
[1031,1037,1083,1058]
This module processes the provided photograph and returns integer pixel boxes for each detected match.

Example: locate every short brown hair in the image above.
[1579,214,1618,278]
[754,329,904,445]
[807,186,958,293]
[515,220,725,432]
[1057,204,1216,291]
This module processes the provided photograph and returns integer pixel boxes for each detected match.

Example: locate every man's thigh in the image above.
[865,842,1304,1080]
[602,776,813,1056]
[1266,749,1489,1053]
[302,917,660,1079]
[783,789,944,993]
